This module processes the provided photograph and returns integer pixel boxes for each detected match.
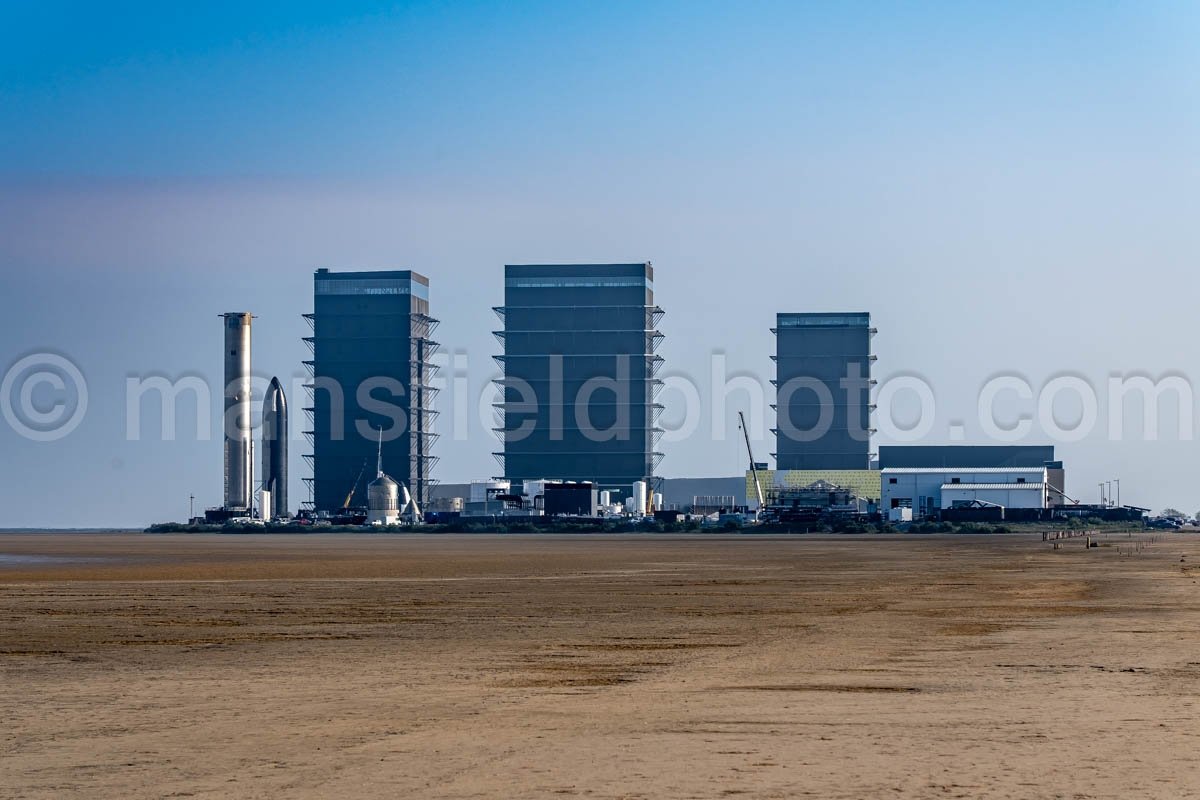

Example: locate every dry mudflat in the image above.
[2,532,1199,799]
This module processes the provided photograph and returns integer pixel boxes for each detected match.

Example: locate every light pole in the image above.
[1113,479,1120,508]
[1099,483,1106,506]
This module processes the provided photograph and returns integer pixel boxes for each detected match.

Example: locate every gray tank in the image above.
[368,474,400,516]
[262,376,288,519]
[222,313,253,511]
[366,427,400,524]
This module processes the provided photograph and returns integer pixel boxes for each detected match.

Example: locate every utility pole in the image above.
[1099,483,1106,506]
[1114,479,1120,508]
[189,494,195,522]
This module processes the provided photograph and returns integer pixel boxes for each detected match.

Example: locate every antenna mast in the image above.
[376,426,384,478]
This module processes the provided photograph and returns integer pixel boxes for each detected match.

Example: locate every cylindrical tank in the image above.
[262,376,288,520]
[632,481,648,515]
[599,490,612,507]
[653,492,664,511]
[367,474,400,524]
[222,312,253,511]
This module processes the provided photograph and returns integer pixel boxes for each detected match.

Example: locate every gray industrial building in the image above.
[494,263,664,493]
[430,476,743,513]
[879,445,1066,506]
[772,312,875,470]
[304,269,439,512]
[878,445,1055,469]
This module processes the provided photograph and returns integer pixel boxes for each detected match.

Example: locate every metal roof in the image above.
[883,467,1046,474]
[940,483,1047,490]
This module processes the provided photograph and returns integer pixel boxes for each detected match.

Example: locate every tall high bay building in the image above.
[304,269,439,512]
[772,312,875,470]
[495,263,664,494]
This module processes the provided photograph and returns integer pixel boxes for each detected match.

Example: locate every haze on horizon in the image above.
[1,1,1198,528]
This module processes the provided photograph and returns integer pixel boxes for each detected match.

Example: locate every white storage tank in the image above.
[653,492,664,511]
[632,481,648,515]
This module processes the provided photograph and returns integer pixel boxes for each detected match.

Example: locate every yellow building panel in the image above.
[746,469,881,504]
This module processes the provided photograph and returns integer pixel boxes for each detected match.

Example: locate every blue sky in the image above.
[1,1,1199,526]
[6,1,1192,179]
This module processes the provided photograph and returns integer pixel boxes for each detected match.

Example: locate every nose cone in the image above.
[265,376,287,413]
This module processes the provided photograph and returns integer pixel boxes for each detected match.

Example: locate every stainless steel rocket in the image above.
[262,376,288,519]
[222,312,253,511]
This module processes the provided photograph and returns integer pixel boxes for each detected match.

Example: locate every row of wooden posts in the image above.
[1042,529,1099,541]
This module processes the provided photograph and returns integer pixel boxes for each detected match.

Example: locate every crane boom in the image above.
[739,411,765,511]
[342,459,368,509]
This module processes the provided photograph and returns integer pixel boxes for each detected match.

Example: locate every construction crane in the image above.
[649,476,664,516]
[342,459,369,509]
[738,411,765,517]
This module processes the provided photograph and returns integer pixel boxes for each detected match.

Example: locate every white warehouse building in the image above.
[882,467,1049,518]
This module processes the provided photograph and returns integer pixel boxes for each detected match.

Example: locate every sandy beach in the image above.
[2,532,1199,799]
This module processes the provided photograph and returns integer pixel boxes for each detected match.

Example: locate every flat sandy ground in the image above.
[2,533,1199,799]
